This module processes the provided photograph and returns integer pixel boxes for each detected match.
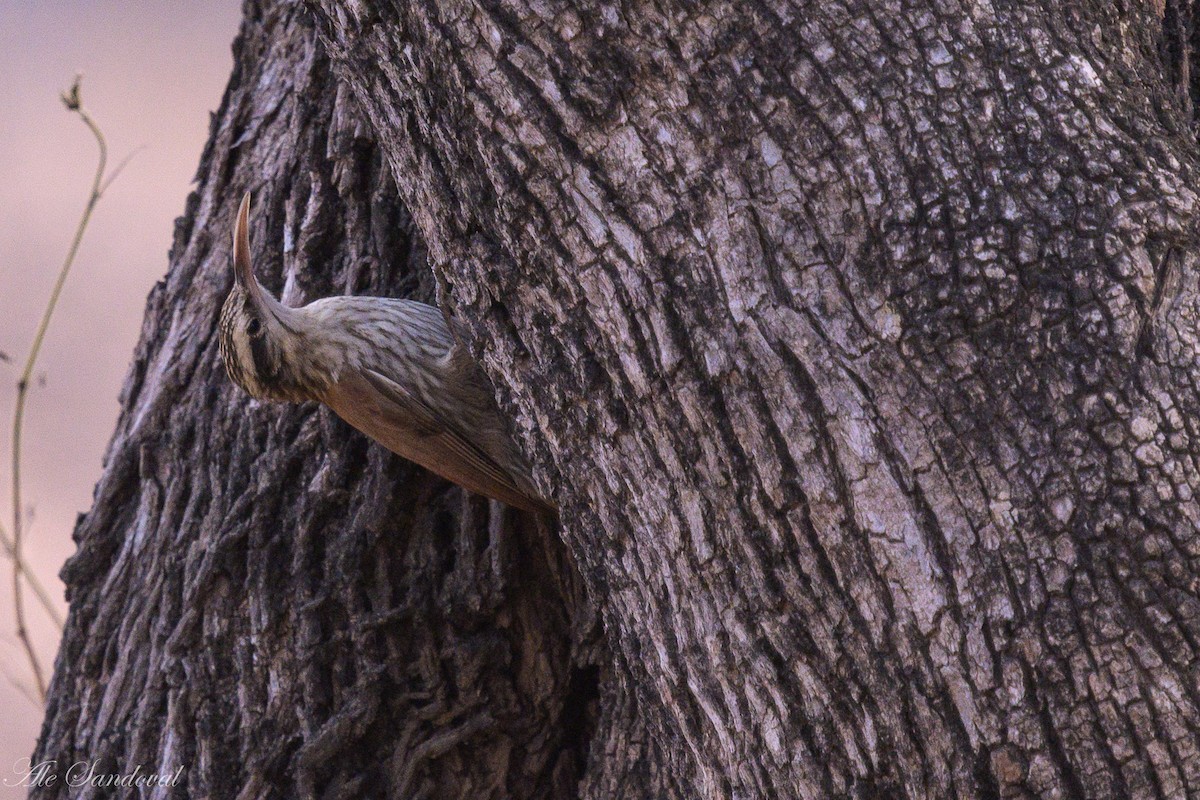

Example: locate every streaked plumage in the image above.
[218,193,552,514]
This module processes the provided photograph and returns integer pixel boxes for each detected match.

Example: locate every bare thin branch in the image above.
[0,524,63,628]
[99,144,147,196]
[9,74,130,701]
[0,652,42,710]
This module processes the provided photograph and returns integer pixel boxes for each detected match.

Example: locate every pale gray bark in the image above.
[34,0,1200,798]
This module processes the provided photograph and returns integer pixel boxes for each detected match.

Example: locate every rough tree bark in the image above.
[32,4,596,798]
[32,0,1200,798]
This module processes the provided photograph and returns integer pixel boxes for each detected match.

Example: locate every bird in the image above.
[217,192,553,515]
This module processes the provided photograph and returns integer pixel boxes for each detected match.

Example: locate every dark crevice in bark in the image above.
[1023,659,1092,800]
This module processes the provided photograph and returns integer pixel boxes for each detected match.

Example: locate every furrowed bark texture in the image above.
[302,1,1200,798]
[33,0,1200,799]
[33,3,595,799]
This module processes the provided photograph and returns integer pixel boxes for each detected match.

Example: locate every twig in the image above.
[0,641,42,709]
[9,75,124,701]
[0,524,63,628]
[99,144,146,196]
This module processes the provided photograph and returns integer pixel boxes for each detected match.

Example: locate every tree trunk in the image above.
[33,0,1200,798]
[31,4,596,799]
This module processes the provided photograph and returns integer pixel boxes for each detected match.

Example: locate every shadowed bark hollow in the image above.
[31,0,1200,798]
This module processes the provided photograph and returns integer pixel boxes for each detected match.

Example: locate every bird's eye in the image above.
[247,318,262,336]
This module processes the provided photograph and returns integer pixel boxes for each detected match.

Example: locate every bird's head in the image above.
[217,193,306,401]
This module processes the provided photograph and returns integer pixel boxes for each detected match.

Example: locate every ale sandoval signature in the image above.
[6,759,185,789]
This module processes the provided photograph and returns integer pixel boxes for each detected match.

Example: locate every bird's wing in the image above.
[326,366,545,513]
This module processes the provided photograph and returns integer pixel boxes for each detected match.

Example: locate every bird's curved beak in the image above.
[233,192,268,307]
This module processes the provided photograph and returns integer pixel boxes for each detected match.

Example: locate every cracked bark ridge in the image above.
[33,3,595,799]
[305,1,1200,798]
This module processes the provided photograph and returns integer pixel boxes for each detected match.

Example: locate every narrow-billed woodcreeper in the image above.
[218,193,552,514]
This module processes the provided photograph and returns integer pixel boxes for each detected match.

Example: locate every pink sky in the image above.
[0,1,241,792]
